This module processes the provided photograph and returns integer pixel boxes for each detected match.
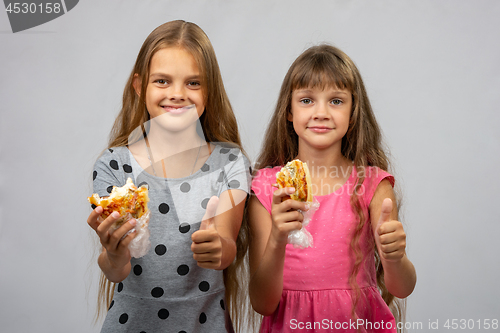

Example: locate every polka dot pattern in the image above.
[217,171,225,183]
[198,281,210,292]
[201,198,210,209]
[180,182,191,193]
[155,244,167,256]
[179,223,190,233]
[119,313,128,324]
[92,145,250,331]
[110,160,119,170]
[133,265,142,276]
[199,312,207,324]
[123,164,132,173]
[228,179,240,189]
[151,287,164,298]
[158,308,169,320]
[158,203,170,214]
[177,265,189,276]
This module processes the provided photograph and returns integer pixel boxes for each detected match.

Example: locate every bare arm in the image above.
[370,179,417,298]
[248,188,308,316]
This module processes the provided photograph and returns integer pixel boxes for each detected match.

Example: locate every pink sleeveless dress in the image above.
[251,166,397,333]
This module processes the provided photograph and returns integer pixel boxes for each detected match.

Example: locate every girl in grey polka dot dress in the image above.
[87,20,253,333]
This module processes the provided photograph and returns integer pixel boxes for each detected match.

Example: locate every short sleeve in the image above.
[360,166,395,206]
[250,167,281,213]
[218,147,251,196]
[92,147,128,198]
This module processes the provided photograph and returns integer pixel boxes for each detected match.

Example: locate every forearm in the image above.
[249,237,287,316]
[98,249,131,283]
[382,254,416,298]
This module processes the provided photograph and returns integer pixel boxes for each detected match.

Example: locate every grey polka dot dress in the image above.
[92,144,251,333]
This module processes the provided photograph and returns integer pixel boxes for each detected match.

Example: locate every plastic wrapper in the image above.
[99,210,151,258]
[287,197,320,249]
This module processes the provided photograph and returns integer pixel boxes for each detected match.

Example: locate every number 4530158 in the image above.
[444,319,498,330]
[5,3,62,14]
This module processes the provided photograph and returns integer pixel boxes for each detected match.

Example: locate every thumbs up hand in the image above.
[191,196,223,269]
[374,198,407,262]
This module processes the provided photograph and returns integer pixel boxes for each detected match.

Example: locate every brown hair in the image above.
[108,20,241,148]
[253,44,405,329]
[97,20,252,332]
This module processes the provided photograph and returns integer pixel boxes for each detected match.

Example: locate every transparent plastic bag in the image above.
[287,197,320,249]
[104,210,151,258]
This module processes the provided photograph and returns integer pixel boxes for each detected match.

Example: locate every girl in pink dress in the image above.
[248,44,416,332]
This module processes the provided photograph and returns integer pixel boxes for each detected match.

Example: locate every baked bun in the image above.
[276,159,313,202]
[88,178,149,227]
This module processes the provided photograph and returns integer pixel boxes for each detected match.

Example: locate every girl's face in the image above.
[289,85,352,151]
[141,46,205,132]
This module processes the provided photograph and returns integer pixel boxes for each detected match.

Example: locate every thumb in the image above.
[377,198,393,230]
[200,196,219,230]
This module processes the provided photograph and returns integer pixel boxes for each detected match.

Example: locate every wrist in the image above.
[268,229,289,251]
[99,250,130,276]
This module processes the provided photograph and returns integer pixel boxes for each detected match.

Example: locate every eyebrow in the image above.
[149,73,201,80]
[294,89,349,96]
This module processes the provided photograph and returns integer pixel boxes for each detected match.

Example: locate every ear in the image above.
[287,110,293,122]
[132,74,141,97]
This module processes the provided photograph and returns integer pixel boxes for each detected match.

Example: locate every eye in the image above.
[300,98,313,105]
[154,79,168,85]
[331,98,343,105]
[187,80,201,89]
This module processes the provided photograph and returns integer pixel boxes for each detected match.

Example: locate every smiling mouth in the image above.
[308,126,333,132]
[161,104,195,114]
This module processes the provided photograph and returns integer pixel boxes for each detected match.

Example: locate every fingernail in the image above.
[111,211,120,218]
[288,187,295,194]
[129,219,137,226]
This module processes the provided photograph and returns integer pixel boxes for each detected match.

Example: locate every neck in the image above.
[146,122,204,162]
[296,142,351,180]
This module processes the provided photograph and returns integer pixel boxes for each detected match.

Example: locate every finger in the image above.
[277,210,305,224]
[97,211,122,233]
[196,261,220,269]
[200,196,219,230]
[106,219,137,250]
[193,253,220,263]
[377,198,393,232]
[87,206,104,231]
[272,187,296,206]
[117,229,137,249]
[272,194,309,214]
[191,229,218,244]
[378,222,399,239]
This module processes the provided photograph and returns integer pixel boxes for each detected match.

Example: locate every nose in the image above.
[169,83,186,102]
[313,102,329,120]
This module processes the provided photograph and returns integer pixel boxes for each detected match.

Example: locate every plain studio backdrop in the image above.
[1,1,499,332]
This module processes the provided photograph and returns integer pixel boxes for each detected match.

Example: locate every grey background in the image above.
[1,1,499,332]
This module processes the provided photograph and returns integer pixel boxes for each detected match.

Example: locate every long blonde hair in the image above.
[96,20,252,332]
[253,44,405,329]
